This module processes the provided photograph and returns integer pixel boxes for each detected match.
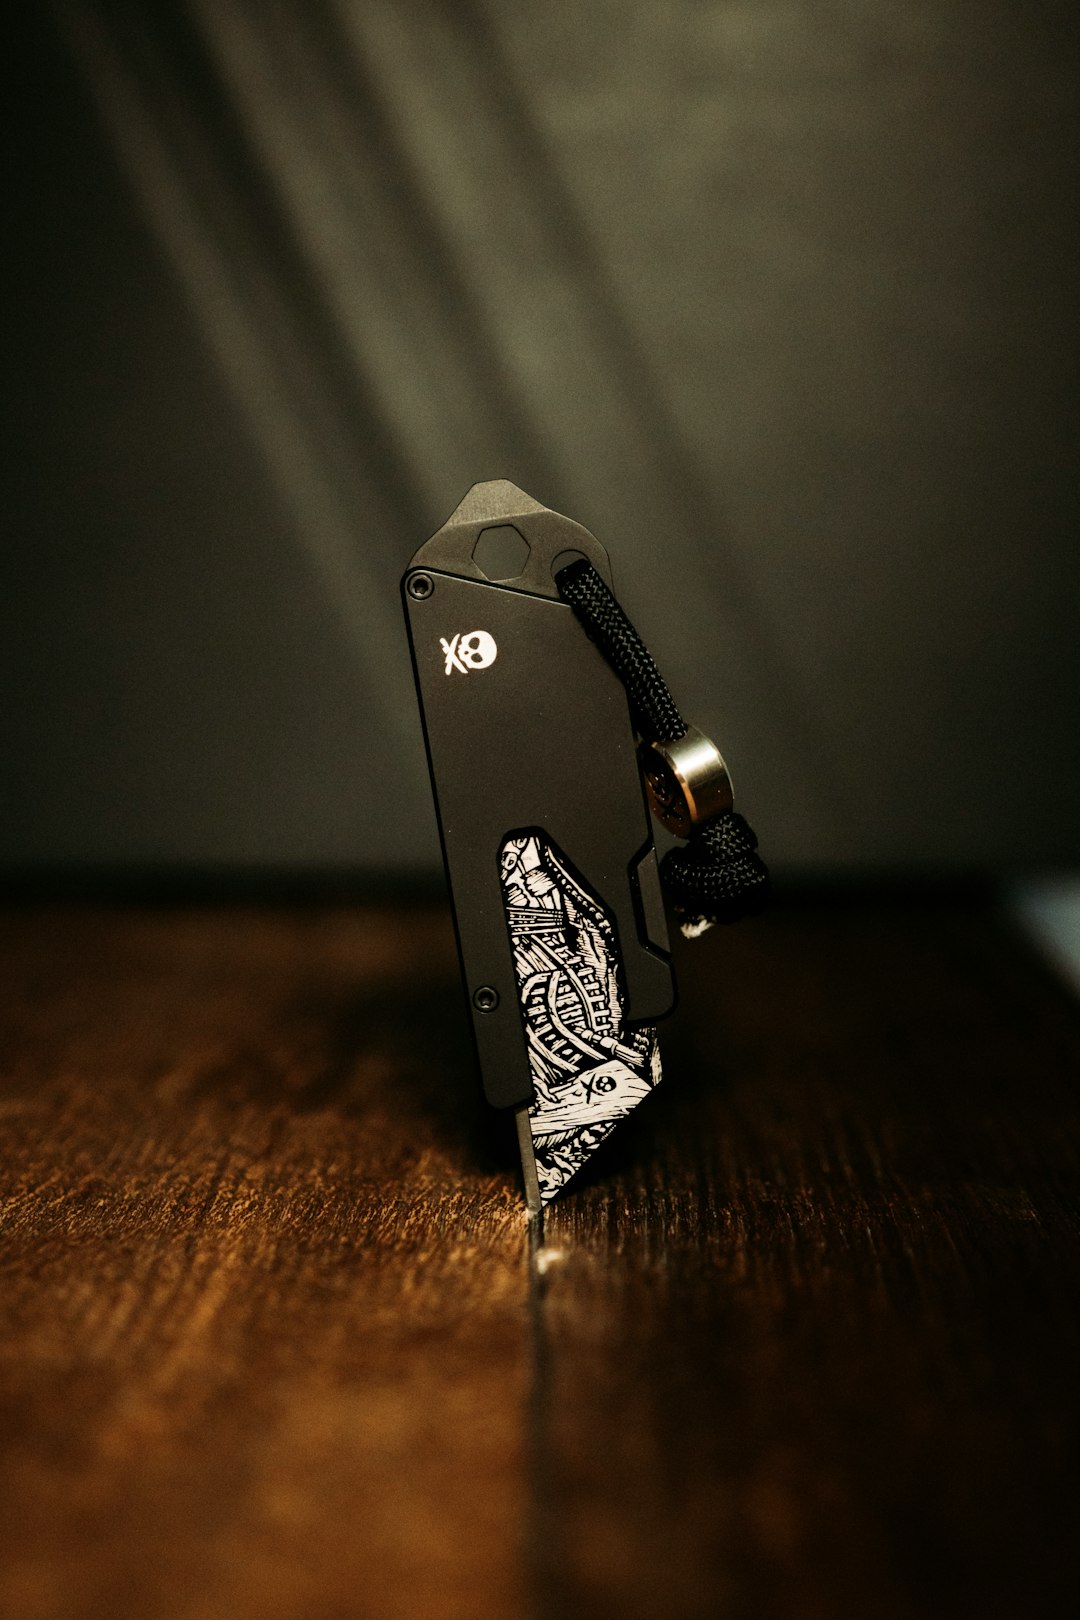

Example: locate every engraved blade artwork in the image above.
[500,833,662,1203]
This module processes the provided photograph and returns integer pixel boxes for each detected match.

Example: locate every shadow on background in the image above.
[3,1,1078,882]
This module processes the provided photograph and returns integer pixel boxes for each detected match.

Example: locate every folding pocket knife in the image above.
[402,480,676,1210]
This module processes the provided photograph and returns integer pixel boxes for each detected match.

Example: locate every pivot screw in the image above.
[472,985,499,1012]
[407,572,434,600]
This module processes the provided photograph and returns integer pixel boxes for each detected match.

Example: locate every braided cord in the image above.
[554,560,687,742]
[554,557,769,933]
[659,814,770,931]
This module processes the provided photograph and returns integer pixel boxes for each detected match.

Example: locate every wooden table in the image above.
[0,895,1077,1619]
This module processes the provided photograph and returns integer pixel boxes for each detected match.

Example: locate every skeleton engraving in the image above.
[500,833,661,1202]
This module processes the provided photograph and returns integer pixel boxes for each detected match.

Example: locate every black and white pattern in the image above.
[500,833,662,1202]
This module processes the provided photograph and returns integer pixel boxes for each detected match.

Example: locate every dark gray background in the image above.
[3,1,1077,878]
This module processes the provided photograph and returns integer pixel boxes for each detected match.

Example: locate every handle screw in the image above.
[407,572,434,599]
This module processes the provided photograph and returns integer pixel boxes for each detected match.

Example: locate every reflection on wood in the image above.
[0,897,1078,1619]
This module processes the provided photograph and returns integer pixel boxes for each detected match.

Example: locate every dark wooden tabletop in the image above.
[1,894,1078,1620]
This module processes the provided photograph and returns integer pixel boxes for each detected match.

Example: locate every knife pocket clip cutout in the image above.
[403,481,768,1211]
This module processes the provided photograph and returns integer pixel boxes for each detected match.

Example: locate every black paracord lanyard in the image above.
[555,557,770,936]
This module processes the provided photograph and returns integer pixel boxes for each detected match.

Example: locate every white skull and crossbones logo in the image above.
[440,631,498,675]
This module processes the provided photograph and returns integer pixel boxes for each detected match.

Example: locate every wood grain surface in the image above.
[0,897,1078,1620]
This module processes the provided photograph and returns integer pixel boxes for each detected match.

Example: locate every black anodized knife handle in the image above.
[403,483,674,1111]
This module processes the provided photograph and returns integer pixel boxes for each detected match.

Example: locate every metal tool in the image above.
[402,480,676,1210]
